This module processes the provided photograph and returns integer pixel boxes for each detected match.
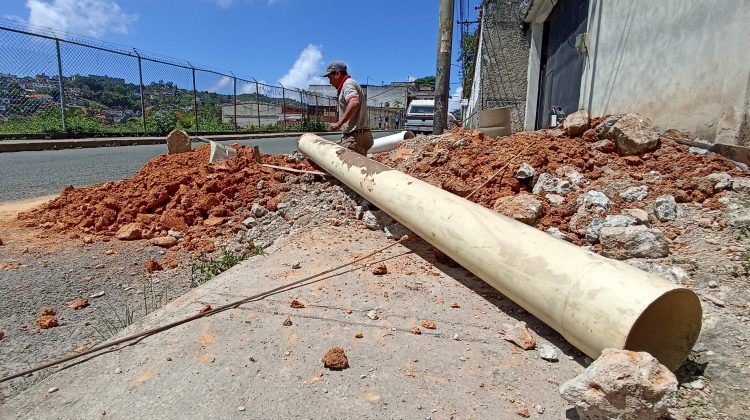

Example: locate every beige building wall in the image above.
[580,0,750,145]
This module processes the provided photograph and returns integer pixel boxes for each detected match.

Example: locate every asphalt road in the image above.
[0,133,391,203]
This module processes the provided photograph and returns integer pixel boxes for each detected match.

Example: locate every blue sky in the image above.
[2,0,478,108]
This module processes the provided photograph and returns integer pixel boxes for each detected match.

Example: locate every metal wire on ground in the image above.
[0,237,406,384]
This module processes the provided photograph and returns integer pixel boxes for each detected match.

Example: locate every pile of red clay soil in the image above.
[376,123,745,245]
[18,145,314,249]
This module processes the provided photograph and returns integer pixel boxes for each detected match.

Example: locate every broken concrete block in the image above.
[688,146,710,156]
[514,163,536,180]
[705,172,732,191]
[619,185,649,201]
[586,215,637,244]
[591,139,616,153]
[546,194,565,206]
[578,190,612,212]
[362,210,394,231]
[733,177,750,193]
[383,222,412,240]
[653,195,680,221]
[166,129,191,154]
[493,194,543,225]
[609,114,660,156]
[622,208,650,226]
[251,203,268,218]
[560,348,677,420]
[538,343,558,361]
[600,225,670,259]
[594,114,622,139]
[501,321,536,350]
[546,227,568,241]
[563,109,590,137]
[532,173,573,195]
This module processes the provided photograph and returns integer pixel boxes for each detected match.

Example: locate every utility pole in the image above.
[433,0,454,134]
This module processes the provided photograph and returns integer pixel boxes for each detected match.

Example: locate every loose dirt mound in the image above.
[17,145,315,249]
[376,125,744,245]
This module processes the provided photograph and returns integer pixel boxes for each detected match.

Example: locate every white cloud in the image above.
[448,86,463,112]
[278,44,327,90]
[25,0,137,38]
[214,0,232,8]
[207,76,232,93]
[239,81,255,95]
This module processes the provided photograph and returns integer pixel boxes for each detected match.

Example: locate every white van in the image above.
[404,99,434,134]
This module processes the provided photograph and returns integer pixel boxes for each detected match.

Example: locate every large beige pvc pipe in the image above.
[299,134,702,370]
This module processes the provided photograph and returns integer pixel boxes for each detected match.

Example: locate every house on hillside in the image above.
[468,0,750,146]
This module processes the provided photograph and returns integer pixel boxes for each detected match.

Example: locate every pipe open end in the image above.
[624,288,702,371]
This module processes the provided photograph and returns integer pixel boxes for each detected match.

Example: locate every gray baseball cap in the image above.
[321,61,347,76]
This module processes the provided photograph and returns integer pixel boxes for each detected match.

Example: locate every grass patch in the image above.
[142,275,173,315]
[190,246,264,288]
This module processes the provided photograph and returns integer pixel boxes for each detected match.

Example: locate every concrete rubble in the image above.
[560,348,678,420]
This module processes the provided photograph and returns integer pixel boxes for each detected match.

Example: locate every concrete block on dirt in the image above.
[493,194,543,225]
[619,185,649,201]
[560,348,677,420]
[585,215,637,244]
[362,210,394,231]
[532,173,573,195]
[609,114,660,156]
[514,163,535,180]
[599,225,670,259]
[594,114,622,139]
[653,195,680,221]
[622,208,650,226]
[578,191,612,212]
[251,203,268,218]
[706,173,732,191]
[166,129,191,154]
[732,177,750,193]
[563,109,590,137]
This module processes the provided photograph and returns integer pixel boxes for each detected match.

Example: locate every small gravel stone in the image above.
[114,368,122,374]
[48,387,58,393]
[704,295,725,307]
[238,406,246,411]
[367,310,379,320]
[538,343,558,361]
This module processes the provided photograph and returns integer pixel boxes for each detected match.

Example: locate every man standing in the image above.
[323,61,373,155]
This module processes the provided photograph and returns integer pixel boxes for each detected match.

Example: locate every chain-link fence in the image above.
[0,23,398,137]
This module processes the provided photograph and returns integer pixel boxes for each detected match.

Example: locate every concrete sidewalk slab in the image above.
[1,225,583,419]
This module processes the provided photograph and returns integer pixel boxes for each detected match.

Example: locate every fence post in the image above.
[233,76,238,131]
[281,85,287,130]
[315,94,319,121]
[255,80,261,129]
[54,39,66,132]
[191,66,198,133]
[299,90,304,120]
[134,50,146,134]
